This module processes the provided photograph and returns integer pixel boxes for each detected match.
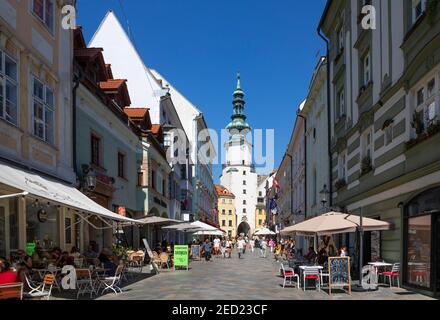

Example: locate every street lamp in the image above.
[81,165,97,192]
[319,184,330,212]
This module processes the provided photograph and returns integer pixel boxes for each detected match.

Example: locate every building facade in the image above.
[302,57,330,218]
[319,0,440,296]
[255,176,268,230]
[215,185,236,238]
[0,1,136,261]
[275,100,306,231]
[90,11,217,227]
[73,27,143,251]
[220,74,258,236]
[0,0,75,258]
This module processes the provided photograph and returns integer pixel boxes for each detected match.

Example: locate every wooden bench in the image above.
[0,282,23,300]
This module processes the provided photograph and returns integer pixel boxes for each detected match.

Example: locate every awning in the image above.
[0,162,141,224]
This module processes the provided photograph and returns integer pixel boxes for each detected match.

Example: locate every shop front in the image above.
[0,162,142,261]
[404,187,440,296]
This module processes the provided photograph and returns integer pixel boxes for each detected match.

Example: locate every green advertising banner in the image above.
[26,243,36,257]
[174,245,189,270]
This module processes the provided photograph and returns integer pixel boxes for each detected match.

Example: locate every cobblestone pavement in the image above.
[94,250,434,300]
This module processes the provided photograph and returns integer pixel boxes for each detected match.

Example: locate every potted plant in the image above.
[112,244,130,262]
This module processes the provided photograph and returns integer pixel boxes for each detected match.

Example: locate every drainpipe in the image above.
[297,113,307,220]
[317,28,333,208]
[72,71,81,175]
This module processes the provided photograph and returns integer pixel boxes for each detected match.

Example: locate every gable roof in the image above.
[123,107,149,119]
[215,185,235,198]
[99,79,127,91]
[150,124,162,135]
[90,11,165,122]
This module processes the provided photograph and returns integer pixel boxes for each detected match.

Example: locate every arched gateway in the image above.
[237,221,251,238]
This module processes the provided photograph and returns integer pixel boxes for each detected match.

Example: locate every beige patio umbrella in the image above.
[254,227,276,236]
[280,211,391,236]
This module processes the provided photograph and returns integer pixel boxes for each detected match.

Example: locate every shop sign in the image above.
[174,245,189,270]
[37,209,48,223]
[26,243,36,257]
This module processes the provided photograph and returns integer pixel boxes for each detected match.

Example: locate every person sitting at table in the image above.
[339,246,348,257]
[84,245,98,259]
[70,247,83,259]
[0,257,18,285]
[317,247,328,265]
[56,251,74,267]
[304,247,317,263]
[17,256,33,291]
[327,244,337,257]
[98,248,117,276]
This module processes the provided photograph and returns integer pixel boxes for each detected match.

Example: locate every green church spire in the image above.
[226,72,251,134]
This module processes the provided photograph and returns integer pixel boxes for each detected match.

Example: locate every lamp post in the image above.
[319,184,330,213]
[81,165,97,193]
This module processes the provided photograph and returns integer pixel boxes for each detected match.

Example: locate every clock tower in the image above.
[220,73,257,236]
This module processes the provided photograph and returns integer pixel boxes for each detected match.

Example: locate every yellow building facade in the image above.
[215,185,236,238]
[255,206,266,230]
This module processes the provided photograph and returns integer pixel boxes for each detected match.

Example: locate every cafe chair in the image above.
[159,252,170,269]
[100,265,124,295]
[152,251,162,267]
[303,268,321,292]
[280,263,299,289]
[24,274,55,300]
[76,269,96,299]
[383,263,400,288]
[320,262,330,287]
[413,263,428,285]
[0,283,23,300]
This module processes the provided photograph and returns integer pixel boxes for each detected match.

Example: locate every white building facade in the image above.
[220,75,258,236]
[302,58,330,217]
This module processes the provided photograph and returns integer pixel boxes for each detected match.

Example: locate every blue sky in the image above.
[77,0,327,183]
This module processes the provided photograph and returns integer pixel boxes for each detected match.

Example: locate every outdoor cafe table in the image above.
[368,262,393,284]
[298,265,323,288]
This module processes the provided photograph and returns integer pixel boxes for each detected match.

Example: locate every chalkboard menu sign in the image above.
[328,257,351,295]
[191,245,201,261]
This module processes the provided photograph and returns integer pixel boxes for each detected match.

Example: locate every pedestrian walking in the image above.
[260,238,267,258]
[269,239,275,253]
[250,238,255,253]
[237,237,246,259]
[226,238,232,258]
[213,236,221,256]
[202,239,213,261]
[220,238,227,258]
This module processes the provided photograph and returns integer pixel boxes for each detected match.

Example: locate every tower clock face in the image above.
[240,145,246,151]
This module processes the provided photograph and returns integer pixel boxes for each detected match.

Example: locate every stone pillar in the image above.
[18,196,26,250]
[59,207,66,251]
